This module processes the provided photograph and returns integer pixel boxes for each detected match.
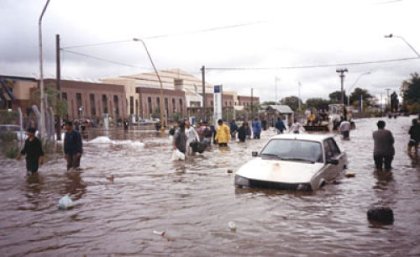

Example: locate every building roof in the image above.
[265,105,294,114]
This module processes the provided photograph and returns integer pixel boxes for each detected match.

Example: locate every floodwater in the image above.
[1,116,420,257]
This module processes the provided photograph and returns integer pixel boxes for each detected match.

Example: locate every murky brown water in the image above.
[1,116,420,257]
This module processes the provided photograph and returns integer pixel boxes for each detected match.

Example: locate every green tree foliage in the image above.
[305,98,330,110]
[349,87,373,106]
[261,101,277,106]
[280,96,301,111]
[329,91,348,104]
[31,84,67,117]
[403,73,420,105]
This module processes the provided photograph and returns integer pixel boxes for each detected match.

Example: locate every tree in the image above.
[261,101,277,106]
[349,87,373,107]
[305,98,330,110]
[403,73,420,105]
[402,73,420,113]
[329,91,347,104]
[280,96,301,111]
[31,85,67,117]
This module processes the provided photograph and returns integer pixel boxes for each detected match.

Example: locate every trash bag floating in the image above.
[58,194,74,210]
[171,149,185,161]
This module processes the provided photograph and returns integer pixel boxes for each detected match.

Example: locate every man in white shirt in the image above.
[339,119,351,140]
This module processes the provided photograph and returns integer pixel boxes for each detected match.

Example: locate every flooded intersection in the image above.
[1,116,420,257]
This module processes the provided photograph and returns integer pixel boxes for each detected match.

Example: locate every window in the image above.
[179,99,183,114]
[165,98,169,114]
[172,98,176,112]
[148,97,152,114]
[102,95,108,113]
[76,93,82,117]
[156,97,160,112]
[130,96,134,115]
[113,95,119,117]
[261,139,323,163]
[90,94,96,116]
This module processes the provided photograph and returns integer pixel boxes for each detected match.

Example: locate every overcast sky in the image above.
[1,0,419,102]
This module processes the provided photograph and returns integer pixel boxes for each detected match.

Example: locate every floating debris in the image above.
[58,194,74,210]
[228,221,237,232]
[345,172,356,178]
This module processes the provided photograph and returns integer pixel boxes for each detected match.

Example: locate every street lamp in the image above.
[133,38,165,132]
[336,68,348,105]
[384,34,420,57]
[38,0,51,141]
[347,71,371,106]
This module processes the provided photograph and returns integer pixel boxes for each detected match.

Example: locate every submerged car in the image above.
[234,134,347,191]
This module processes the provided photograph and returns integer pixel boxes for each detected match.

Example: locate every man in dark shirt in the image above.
[408,118,420,155]
[18,128,44,175]
[64,121,83,171]
[373,120,395,171]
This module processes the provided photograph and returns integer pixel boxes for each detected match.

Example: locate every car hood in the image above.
[235,158,324,184]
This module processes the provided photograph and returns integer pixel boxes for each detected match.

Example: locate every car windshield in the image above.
[260,139,323,163]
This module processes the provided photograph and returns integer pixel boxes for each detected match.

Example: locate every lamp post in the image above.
[336,68,348,105]
[133,38,165,132]
[347,71,371,106]
[385,34,420,57]
[38,0,51,140]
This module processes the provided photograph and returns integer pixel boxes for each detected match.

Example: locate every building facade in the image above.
[44,79,127,121]
[136,87,186,121]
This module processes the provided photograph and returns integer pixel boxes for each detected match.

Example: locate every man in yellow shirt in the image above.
[215,119,231,147]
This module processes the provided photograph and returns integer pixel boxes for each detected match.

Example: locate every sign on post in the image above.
[213,85,223,127]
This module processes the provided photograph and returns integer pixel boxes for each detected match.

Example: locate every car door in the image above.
[323,138,346,180]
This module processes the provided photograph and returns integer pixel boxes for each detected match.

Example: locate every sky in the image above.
[1,0,419,102]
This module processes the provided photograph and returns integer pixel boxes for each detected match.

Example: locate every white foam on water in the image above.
[88,136,144,148]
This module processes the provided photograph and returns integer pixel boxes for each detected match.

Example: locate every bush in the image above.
[4,145,19,159]
[0,131,18,142]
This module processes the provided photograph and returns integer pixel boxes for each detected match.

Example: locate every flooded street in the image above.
[1,116,420,257]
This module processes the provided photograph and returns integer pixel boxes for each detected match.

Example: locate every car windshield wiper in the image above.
[280,157,315,163]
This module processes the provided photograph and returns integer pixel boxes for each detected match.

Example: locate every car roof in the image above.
[270,133,334,143]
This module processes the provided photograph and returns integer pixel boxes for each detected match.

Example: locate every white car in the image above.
[234,134,348,191]
[0,124,26,141]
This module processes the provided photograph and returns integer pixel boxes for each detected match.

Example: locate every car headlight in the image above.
[234,175,250,187]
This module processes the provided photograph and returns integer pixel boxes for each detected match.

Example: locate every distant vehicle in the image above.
[234,134,348,191]
[0,124,26,141]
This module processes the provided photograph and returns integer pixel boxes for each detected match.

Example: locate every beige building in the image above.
[102,69,213,119]
[0,75,38,112]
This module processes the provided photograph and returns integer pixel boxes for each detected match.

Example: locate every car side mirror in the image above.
[327,158,339,165]
[252,151,258,157]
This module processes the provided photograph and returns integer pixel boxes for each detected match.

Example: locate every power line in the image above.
[61,49,140,68]
[61,21,264,50]
[62,40,131,50]
[206,56,420,71]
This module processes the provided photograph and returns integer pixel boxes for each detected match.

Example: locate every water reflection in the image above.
[23,174,44,210]
[62,171,86,201]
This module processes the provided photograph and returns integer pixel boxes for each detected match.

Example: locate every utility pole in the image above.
[56,34,62,140]
[38,0,51,141]
[385,88,391,112]
[201,66,206,121]
[251,88,254,119]
[336,68,348,105]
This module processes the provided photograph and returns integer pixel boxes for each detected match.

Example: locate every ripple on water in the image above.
[1,117,420,256]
